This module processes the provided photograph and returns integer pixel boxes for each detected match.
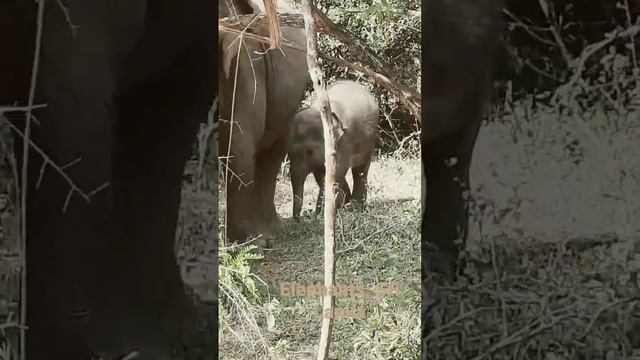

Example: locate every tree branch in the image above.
[219,10,421,122]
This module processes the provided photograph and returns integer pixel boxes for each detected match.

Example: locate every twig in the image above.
[119,350,140,360]
[20,1,47,358]
[9,120,103,207]
[220,25,303,53]
[537,0,573,66]
[337,222,398,254]
[54,0,79,36]
[623,0,639,70]
[470,306,576,360]
[0,322,27,331]
[219,159,253,190]
[0,104,47,114]
[503,9,557,47]
[552,23,640,103]
[425,306,500,342]
[578,297,639,341]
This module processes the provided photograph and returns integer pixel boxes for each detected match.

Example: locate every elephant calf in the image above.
[289,80,378,218]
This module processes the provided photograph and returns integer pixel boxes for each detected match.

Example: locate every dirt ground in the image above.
[425,107,640,359]
[219,154,422,359]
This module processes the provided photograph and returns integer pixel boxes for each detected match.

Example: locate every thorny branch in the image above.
[4,115,108,212]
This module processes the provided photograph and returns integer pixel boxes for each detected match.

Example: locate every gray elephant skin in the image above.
[218,0,310,245]
[422,0,505,279]
[1,0,216,359]
[289,80,379,218]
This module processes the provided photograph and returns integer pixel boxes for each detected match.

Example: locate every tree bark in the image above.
[300,0,341,359]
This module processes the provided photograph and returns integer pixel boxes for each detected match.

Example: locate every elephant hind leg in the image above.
[253,134,289,240]
[332,153,352,210]
[220,123,257,244]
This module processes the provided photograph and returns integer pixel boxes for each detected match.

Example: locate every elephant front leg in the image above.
[113,93,214,358]
[351,159,372,211]
[335,177,352,210]
[334,156,352,210]
[313,168,325,215]
[290,161,309,219]
[423,128,477,279]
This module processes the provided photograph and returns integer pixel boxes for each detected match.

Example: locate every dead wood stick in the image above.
[300,0,341,358]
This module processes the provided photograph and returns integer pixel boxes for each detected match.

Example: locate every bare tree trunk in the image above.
[300,0,342,359]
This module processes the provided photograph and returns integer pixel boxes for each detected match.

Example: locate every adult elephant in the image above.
[218,0,310,245]
[1,1,216,359]
[422,0,505,279]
